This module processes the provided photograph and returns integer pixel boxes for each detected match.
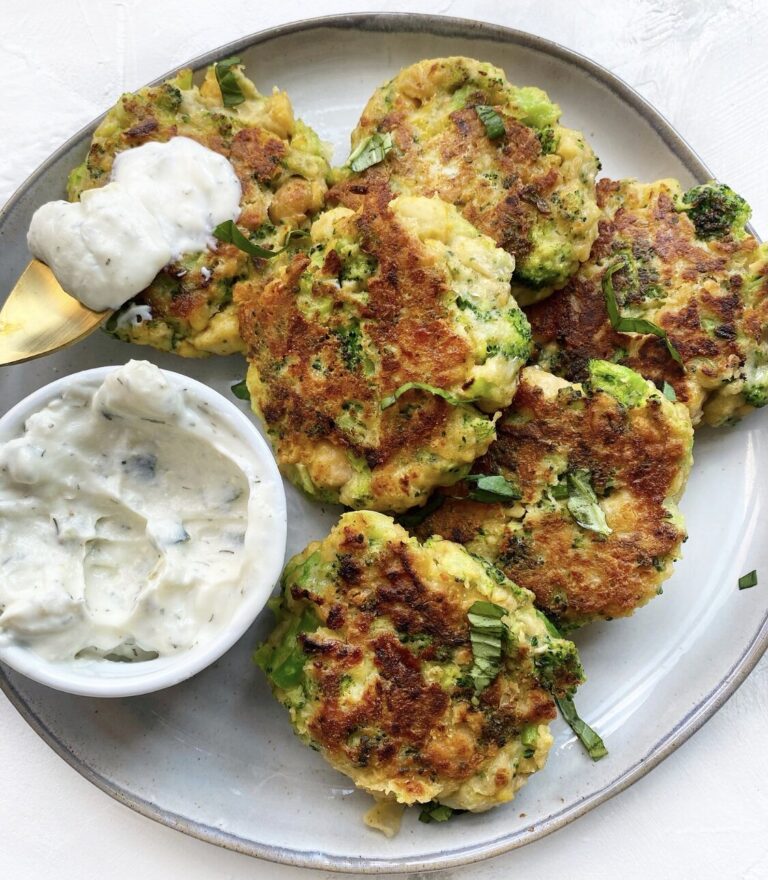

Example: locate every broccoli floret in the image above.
[513,86,561,130]
[680,182,751,240]
[587,360,652,409]
[532,634,584,698]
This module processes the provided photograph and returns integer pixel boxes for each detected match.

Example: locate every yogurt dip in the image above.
[0,360,281,664]
[27,136,242,311]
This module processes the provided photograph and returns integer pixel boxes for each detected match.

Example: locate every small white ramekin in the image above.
[0,364,287,697]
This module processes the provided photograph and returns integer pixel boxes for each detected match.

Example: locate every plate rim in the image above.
[2,11,767,874]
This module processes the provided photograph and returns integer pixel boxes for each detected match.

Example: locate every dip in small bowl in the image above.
[0,360,287,696]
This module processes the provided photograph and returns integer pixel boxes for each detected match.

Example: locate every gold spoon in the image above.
[0,260,111,366]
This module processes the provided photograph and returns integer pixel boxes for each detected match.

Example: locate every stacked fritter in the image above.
[71,55,768,827]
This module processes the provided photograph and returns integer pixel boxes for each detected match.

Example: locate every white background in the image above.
[2,1,768,878]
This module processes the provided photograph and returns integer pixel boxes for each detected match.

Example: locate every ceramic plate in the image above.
[1,13,767,874]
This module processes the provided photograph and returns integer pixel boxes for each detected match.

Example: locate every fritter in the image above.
[414,362,694,629]
[237,192,532,512]
[526,178,768,426]
[331,56,601,303]
[255,510,583,818]
[68,61,330,357]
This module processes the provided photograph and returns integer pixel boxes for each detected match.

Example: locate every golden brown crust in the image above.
[416,368,692,626]
[526,178,764,423]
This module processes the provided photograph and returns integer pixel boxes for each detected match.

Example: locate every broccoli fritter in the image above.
[68,61,330,357]
[330,56,601,303]
[414,363,694,629]
[526,178,768,425]
[237,192,532,512]
[256,510,583,817]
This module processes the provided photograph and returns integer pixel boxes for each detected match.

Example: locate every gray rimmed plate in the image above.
[1,12,767,875]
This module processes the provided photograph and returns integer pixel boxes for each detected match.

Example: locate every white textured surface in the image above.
[2,1,768,877]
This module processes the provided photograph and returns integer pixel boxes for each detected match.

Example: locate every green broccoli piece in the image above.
[679,182,751,240]
[532,633,584,698]
[587,360,651,409]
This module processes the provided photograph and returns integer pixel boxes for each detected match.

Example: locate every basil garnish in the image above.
[662,381,677,402]
[602,257,684,366]
[475,105,506,140]
[347,132,393,172]
[418,802,462,823]
[231,379,250,401]
[555,695,608,761]
[467,600,507,692]
[214,56,245,107]
[213,221,306,258]
[738,569,758,590]
[566,469,612,537]
[464,474,521,503]
[397,493,445,528]
[381,382,462,411]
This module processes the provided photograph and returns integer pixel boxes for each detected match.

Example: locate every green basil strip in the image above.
[738,569,758,590]
[464,474,522,503]
[475,104,506,139]
[418,802,462,823]
[555,695,608,761]
[347,132,394,172]
[213,221,306,258]
[380,382,463,411]
[214,56,246,107]
[602,257,684,366]
[662,381,677,402]
[397,493,445,528]
[231,379,250,401]
[467,600,507,692]
[566,469,612,537]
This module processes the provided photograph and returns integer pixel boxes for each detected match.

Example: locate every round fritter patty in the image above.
[526,178,768,426]
[68,61,330,357]
[414,362,694,629]
[237,192,532,512]
[330,56,601,302]
[256,510,583,813]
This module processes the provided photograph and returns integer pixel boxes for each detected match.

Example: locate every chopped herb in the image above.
[214,56,245,107]
[566,469,612,537]
[738,569,758,590]
[475,104,506,139]
[347,132,393,172]
[556,695,608,761]
[231,379,250,401]
[662,381,677,402]
[397,493,445,528]
[213,221,307,258]
[464,474,521,503]
[467,600,507,692]
[602,257,684,366]
[381,382,462,411]
[418,802,462,823]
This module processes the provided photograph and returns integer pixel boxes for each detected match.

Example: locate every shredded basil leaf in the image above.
[475,104,506,139]
[602,257,684,366]
[213,221,306,258]
[397,494,445,528]
[347,132,394,172]
[381,382,463,411]
[418,802,463,823]
[556,695,608,761]
[566,469,612,537]
[467,600,507,692]
[231,379,250,401]
[662,381,677,402]
[214,56,245,107]
[464,474,522,503]
[738,569,758,590]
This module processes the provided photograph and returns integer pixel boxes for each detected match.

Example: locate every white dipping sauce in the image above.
[27,137,242,312]
[0,360,267,663]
